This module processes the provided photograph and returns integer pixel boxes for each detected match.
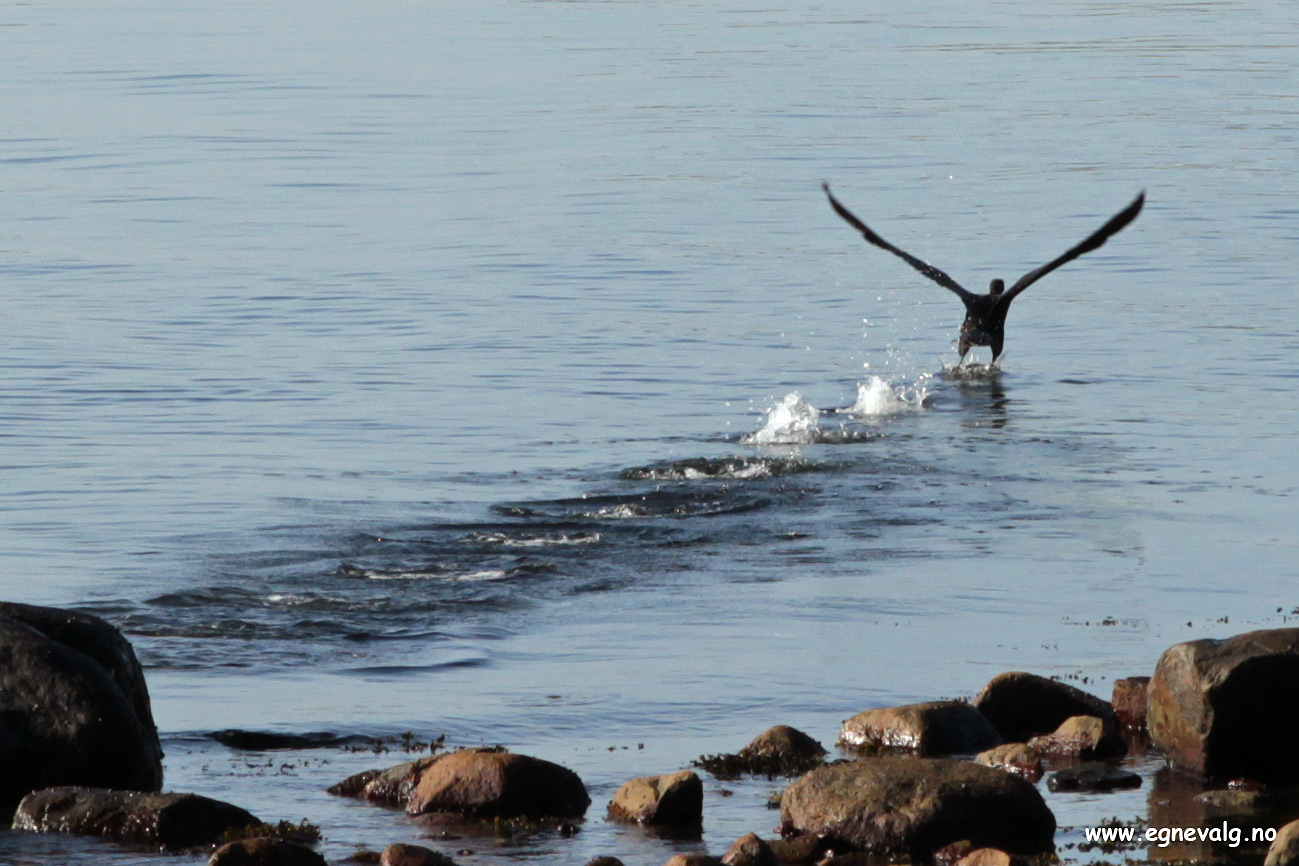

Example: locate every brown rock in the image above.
[608,770,702,825]
[973,672,1115,742]
[838,701,1002,756]
[663,856,723,866]
[406,749,590,818]
[585,859,625,866]
[973,743,1042,781]
[957,848,1012,866]
[380,842,456,866]
[1148,628,1299,781]
[778,757,1055,856]
[1267,819,1299,866]
[1111,676,1150,730]
[740,726,826,761]
[1028,715,1125,759]
[721,832,779,866]
[12,786,260,850]
[328,755,444,806]
[208,838,327,866]
[0,603,164,812]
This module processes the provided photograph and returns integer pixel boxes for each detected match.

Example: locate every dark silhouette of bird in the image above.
[823,184,1144,366]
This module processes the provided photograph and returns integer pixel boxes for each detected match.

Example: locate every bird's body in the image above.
[823,185,1145,366]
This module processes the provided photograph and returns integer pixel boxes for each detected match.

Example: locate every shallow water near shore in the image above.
[2,1,1298,864]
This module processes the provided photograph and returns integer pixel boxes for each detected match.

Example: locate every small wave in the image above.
[741,392,821,445]
[621,456,818,481]
[465,530,602,547]
[338,564,517,582]
[846,375,930,417]
[494,489,770,520]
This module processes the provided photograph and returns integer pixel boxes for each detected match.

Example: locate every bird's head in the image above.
[989,278,1006,295]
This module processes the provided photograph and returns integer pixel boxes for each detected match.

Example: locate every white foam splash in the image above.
[849,375,930,417]
[741,392,821,445]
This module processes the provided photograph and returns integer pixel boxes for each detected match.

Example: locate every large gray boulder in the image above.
[0,602,163,811]
[1148,628,1299,781]
[779,757,1055,857]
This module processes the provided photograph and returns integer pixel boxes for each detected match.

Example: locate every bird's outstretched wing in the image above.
[823,183,972,300]
[1003,191,1145,302]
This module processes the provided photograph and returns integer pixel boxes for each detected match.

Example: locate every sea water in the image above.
[0,1,1297,864]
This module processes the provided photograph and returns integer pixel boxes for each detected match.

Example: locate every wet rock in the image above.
[742,725,826,761]
[1267,819,1299,866]
[585,858,625,866]
[973,671,1115,742]
[1194,788,1274,813]
[406,749,590,818]
[209,730,346,751]
[1027,715,1126,759]
[328,755,445,806]
[1045,762,1141,793]
[973,743,1043,781]
[957,848,1013,866]
[694,726,826,779]
[13,786,260,850]
[208,838,327,866]
[721,833,779,866]
[838,701,1002,756]
[608,770,703,825]
[1148,628,1299,782]
[778,757,1055,857]
[380,842,456,866]
[1110,677,1150,730]
[0,602,164,812]
[663,856,723,866]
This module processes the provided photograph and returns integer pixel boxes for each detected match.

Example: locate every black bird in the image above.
[823,184,1144,366]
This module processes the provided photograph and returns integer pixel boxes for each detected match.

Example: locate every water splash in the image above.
[849,375,930,417]
[741,392,821,445]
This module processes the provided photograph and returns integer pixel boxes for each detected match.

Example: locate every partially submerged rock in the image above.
[379,842,456,866]
[1027,715,1125,759]
[974,743,1043,781]
[0,602,164,812]
[328,755,445,806]
[209,730,348,751]
[694,726,826,779]
[663,855,723,866]
[973,672,1115,742]
[13,786,260,850]
[778,757,1055,857]
[721,832,779,866]
[1046,762,1141,793]
[1194,788,1273,813]
[1110,677,1150,730]
[405,749,590,819]
[208,837,327,866]
[839,701,1002,756]
[608,771,702,825]
[1148,628,1299,782]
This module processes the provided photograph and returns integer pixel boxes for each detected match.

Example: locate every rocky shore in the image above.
[5,602,1299,866]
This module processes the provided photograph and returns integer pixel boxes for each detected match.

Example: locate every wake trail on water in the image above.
[740,376,930,446]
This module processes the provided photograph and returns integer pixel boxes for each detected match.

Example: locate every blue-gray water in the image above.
[1,2,1297,864]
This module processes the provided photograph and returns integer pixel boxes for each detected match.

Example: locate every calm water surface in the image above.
[1,1,1297,864]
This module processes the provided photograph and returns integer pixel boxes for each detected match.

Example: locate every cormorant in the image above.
[823,184,1144,366]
